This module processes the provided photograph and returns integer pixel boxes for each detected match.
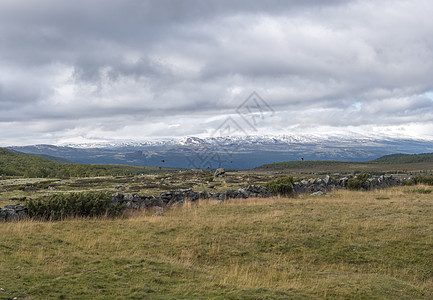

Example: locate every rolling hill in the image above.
[255,152,433,175]
[0,147,176,178]
[373,152,433,164]
[7,148,74,163]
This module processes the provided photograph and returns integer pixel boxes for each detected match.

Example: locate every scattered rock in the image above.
[323,175,330,185]
[311,191,325,196]
[152,206,164,216]
[214,168,226,178]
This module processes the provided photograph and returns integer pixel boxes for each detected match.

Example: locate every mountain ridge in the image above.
[56,133,430,149]
[7,134,433,169]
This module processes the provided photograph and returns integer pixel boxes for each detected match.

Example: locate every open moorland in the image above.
[1,149,433,299]
[1,186,433,299]
[0,169,274,208]
[256,159,433,176]
[2,150,433,208]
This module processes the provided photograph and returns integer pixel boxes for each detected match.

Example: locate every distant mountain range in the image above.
[8,134,433,169]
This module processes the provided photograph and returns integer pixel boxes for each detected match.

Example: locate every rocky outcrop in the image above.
[214,168,226,178]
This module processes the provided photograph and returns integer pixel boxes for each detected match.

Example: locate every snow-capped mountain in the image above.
[58,132,431,149]
[8,134,433,169]
[56,133,392,148]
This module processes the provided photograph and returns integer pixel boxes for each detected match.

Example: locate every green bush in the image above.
[347,173,370,190]
[265,176,294,196]
[26,192,125,220]
[402,178,416,186]
[413,176,433,186]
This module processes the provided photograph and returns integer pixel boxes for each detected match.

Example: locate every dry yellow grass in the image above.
[1,186,433,299]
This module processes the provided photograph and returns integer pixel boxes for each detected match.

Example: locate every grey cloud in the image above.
[1,0,433,145]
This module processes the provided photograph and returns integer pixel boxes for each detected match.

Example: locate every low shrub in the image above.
[413,176,433,186]
[265,176,294,196]
[402,178,416,185]
[26,192,124,220]
[347,173,370,190]
[375,196,390,200]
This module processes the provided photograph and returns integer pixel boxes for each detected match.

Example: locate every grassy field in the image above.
[256,160,433,176]
[1,186,433,299]
[0,147,179,179]
[0,171,275,208]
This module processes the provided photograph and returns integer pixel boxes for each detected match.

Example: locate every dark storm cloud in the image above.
[1,0,433,145]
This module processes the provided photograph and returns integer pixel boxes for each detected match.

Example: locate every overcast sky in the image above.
[1,0,433,146]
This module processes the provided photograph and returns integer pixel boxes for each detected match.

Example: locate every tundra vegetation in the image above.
[0,148,175,178]
[1,186,433,299]
[1,148,433,298]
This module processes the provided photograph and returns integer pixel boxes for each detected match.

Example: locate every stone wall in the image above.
[110,175,403,211]
[0,205,28,222]
[293,175,402,195]
[111,184,271,210]
[0,175,404,221]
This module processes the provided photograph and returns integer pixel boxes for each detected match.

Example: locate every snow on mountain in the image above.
[8,132,433,169]
[58,132,431,149]
[178,136,206,146]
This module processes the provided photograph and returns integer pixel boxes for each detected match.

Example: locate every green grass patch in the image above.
[404,188,433,194]
[0,147,177,178]
[375,196,391,200]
